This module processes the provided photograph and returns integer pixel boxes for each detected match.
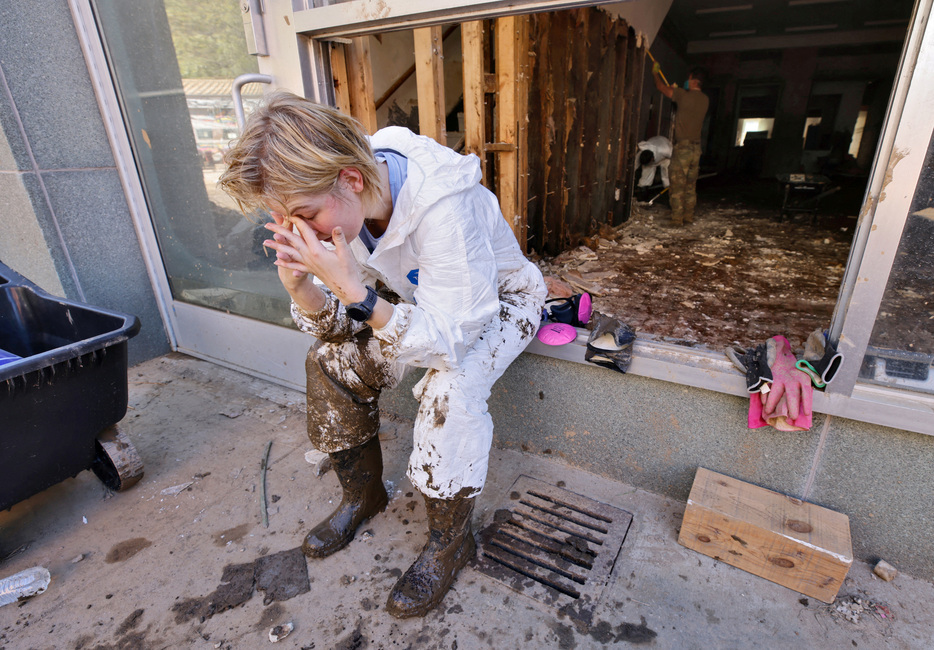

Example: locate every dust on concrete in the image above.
[104,538,152,563]
[212,523,252,547]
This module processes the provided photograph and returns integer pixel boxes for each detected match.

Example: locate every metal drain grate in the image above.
[473,475,632,609]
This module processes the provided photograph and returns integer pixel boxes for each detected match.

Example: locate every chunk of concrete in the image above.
[873,560,898,582]
[304,449,332,477]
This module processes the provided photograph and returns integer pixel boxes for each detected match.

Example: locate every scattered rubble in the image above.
[873,560,898,582]
[829,594,894,625]
[535,198,853,351]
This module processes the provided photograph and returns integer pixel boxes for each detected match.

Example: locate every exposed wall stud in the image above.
[414,26,447,144]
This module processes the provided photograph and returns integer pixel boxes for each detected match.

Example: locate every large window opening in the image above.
[535,0,917,361]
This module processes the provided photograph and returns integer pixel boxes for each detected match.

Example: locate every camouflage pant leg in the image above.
[669,141,701,223]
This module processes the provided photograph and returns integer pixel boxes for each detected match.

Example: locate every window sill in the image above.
[525,329,934,437]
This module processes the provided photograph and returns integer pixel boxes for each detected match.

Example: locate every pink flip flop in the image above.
[537,322,577,346]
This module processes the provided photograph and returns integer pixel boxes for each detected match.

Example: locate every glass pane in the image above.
[861,130,934,394]
[92,0,293,326]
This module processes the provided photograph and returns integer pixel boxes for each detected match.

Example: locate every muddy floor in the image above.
[3,354,934,649]
[535,180,857,353]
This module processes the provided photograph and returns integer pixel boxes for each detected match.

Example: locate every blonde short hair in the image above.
[218,90,383,214]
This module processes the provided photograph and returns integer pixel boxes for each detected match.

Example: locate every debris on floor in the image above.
[829,594,894,625]
[304,448,333,477]
[0,566,51,608]
[874,559,899,582]
[534,195,853,351]
[268,621,293,642]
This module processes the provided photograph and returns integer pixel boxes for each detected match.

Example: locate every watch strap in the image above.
[346,285,378,321]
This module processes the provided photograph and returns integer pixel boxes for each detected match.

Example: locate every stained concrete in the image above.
[1,353,932,649]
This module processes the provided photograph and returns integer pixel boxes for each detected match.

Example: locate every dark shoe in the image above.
[301,436,388,558]
[385,495,476,618]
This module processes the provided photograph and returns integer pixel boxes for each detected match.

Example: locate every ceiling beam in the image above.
[687,26,907,53]
[291,0,626,38]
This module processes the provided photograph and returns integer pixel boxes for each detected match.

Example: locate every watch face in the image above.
[346,304,370,321]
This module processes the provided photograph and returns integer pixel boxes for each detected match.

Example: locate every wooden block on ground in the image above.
[678,467,852,603]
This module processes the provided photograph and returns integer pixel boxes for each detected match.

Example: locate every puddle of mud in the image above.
[172,547,309,624]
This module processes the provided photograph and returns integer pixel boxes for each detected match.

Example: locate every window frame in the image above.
[70,0,934,436]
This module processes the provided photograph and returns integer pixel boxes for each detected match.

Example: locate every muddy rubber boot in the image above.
[385,495,476,618]
[301,436,388,559]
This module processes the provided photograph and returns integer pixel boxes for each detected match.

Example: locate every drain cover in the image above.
[473,475,632,610]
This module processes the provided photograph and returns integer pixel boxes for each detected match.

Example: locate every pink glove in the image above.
[748,335,812,431]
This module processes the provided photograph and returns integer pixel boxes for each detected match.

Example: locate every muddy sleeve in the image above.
[290,287,368,343]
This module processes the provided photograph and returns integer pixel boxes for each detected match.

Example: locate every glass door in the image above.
[80,0,623,388]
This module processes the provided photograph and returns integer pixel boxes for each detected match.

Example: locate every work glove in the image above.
[585,312,635,374]
[755,335,813,431]
[726,344,772,393]
[796,329,844,388]
[652,62,661,74]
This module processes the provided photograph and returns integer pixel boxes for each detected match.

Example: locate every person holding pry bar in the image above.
[652,64,709,226]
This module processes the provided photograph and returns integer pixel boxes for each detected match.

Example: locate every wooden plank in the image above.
[543,10,571,255]
[525,13,546,253]
[679,468,853,604]
[592,18,617,226]
[576,9,609,233]
[414,26,446,145]
[462,20,486,180]
[495,15,519,240]
[562,9,588,245]
[621,33,646,224]
[516,14,530,252]
[604,21,628,226]
[346,36,378,134]
[330,43,352,116]
[614,27,644,225]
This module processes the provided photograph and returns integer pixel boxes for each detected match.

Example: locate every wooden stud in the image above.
[679,468,853,604]
[515,14,530,252]
[346,36,378,134]
[605,21,628,227]
[462,21,486,180]
[592,19,618,226]
[524,14,545,252]
[495,16,518,240]
[414,26,446,145]
[578,13,610,232]
[543,10,570,255]
[330,43,352,116]
[562,9,588,245]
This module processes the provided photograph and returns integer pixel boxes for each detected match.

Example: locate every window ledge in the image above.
[525,329,934,437]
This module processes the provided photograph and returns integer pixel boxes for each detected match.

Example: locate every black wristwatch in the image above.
[345,285,379,322]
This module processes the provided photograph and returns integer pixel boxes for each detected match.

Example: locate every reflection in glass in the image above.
[862,132,934,394]
[93,0,292,326]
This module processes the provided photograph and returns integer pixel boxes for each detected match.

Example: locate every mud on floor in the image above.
[535,196,854,353]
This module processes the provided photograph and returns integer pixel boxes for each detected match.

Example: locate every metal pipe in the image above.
[233,73,274,129]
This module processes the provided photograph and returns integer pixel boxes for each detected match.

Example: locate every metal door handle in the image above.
[233,74,273,130]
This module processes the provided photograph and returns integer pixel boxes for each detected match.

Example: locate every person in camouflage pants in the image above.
[653,65,709,226]
[669,140,701,224]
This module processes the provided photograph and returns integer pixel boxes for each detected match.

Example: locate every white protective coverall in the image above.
[637,135,672,188]
[292,127,547,499]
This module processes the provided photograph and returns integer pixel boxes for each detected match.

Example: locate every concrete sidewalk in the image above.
[1,353,932,649]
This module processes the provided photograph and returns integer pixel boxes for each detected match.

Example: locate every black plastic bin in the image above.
[0,260,144,511]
